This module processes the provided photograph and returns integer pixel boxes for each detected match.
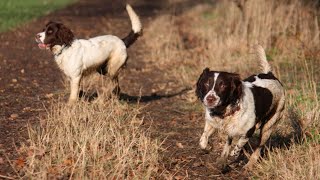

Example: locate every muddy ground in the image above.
[0,0,248,179]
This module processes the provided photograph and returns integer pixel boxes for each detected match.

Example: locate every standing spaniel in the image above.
[35,4,142,103]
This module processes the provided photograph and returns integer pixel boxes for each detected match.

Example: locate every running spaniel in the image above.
[196,45,285,170]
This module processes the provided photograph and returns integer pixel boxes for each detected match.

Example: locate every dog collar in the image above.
[223,105,240,117]
[209,104,240,118]
[53,45,68,58]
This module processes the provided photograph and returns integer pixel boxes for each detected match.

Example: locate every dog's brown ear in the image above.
[57,23,74,46]
[45,21,54,27]
[196,68,210,100]
[229,73,242,105]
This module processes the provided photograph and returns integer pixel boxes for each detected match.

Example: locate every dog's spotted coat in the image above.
[196,45,285,170]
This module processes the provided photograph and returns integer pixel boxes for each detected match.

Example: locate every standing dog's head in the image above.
[35,21,74,50]
[196,68,243,108]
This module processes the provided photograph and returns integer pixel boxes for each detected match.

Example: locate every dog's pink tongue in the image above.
[38,43,47,49]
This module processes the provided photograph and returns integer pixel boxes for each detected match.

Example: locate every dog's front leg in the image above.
[199,120,215,150]
[68,76,81,103]
[217,136,232,169]
[230,135,249,158]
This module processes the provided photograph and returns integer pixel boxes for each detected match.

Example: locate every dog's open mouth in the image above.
[38,43,50,50]
[35,37,50,49]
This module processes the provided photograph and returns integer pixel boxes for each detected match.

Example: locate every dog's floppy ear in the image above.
[45,21,54,27]
[196,68,210,100]
[56,23,74,46]
[229,73,242,105]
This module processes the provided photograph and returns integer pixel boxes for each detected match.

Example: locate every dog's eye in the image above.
[47,30,53,34]
[219,82,226,89]
[205,82,210,87]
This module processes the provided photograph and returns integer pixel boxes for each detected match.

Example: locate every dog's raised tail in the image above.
[255,45,272,74]
[122,4,142,48]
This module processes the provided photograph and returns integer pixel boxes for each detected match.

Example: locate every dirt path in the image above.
[0,0,247,178]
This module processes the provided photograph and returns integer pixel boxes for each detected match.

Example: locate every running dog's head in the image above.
[35,21,74,50]
[196,68,243,108]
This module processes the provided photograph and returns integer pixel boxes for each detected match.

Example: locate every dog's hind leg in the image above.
[96,62,108,75]
[244,125,270,170]
[107,50,127,95]
[244,96,285,170]
[111,76,120,95]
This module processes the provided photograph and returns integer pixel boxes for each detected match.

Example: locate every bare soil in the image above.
[0,0,248,179]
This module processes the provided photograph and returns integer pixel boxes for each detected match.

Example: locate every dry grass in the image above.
[13,0,320,178]
[143,0,320,178]
[254,139,320,179]
[15,96,159,179]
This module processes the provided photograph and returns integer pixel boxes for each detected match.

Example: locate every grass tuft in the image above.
[16,97,159,179]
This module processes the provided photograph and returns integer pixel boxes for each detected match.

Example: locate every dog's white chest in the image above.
[205,105,255,138]
[224,115,246,137]
[205,109,224,128]
[54,50,83,78]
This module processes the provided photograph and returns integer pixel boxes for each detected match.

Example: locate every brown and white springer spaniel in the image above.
[196,45,285,170]
[35,4,142,103]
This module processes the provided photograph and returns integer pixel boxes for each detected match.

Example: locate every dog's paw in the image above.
[216,157,230,173]
[68,98,77,105]
[199,135,208,150]
[230,145,241,157]
[243,152,259,171]
[243,162,253,171]
[216,156,228,169]
[216,156,226,165]
[220,164,231,174]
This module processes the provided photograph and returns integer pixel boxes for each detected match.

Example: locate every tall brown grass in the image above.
[16,97,159,179]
